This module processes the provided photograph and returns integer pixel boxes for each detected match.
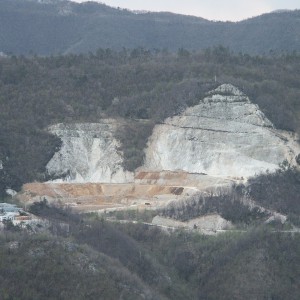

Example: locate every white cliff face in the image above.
[144,84,299,178]
[46,120,134,183]
[46,84,299,183]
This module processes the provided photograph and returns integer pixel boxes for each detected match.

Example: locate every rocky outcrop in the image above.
[46,120,134,183]
[144,84,299,178]
[46,84,299,183]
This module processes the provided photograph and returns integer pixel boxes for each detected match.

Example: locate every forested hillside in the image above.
[0,208,299,299]
[0,0,300,55]
[1,48,300,196]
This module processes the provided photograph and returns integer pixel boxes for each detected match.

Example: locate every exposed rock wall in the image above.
[144,84,299,178]
[45,84,300,184]
[46,120,134,183]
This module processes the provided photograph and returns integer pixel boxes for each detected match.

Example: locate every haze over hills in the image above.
[1,0,300,55]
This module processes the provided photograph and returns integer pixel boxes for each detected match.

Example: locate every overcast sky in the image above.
[72,0,300,21]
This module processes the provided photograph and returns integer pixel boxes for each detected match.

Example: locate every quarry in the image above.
[2,4,300,298]
[16,84,300,232]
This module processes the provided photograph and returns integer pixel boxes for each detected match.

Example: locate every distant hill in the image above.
[0,0,300,55]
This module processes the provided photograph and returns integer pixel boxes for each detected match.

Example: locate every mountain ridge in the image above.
[1,0,299,55]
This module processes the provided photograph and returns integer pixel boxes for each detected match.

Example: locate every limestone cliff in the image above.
[45,84,299,183]
[144,84,299,178]
[46,120,134,183]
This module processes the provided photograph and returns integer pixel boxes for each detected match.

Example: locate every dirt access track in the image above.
[17,171,236,212]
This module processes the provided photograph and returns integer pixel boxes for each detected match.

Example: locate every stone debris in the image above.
[152,214,233,234]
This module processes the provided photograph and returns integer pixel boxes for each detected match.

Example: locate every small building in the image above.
[0,212,19,222]
[0,203,31,225]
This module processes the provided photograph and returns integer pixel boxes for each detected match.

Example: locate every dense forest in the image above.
[1,48,300,196]
[0,206,299,299]
[247,164,300,226]
[0,0,300,55]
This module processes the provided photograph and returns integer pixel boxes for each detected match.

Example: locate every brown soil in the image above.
[18,171,234,212]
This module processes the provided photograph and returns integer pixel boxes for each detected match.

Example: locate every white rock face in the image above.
[144,84,299,178]
[45,85,299,184]
[46,120,134,183]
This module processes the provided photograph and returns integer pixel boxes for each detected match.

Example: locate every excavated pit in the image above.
[18,171,234,212]
[16,84,300,216]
